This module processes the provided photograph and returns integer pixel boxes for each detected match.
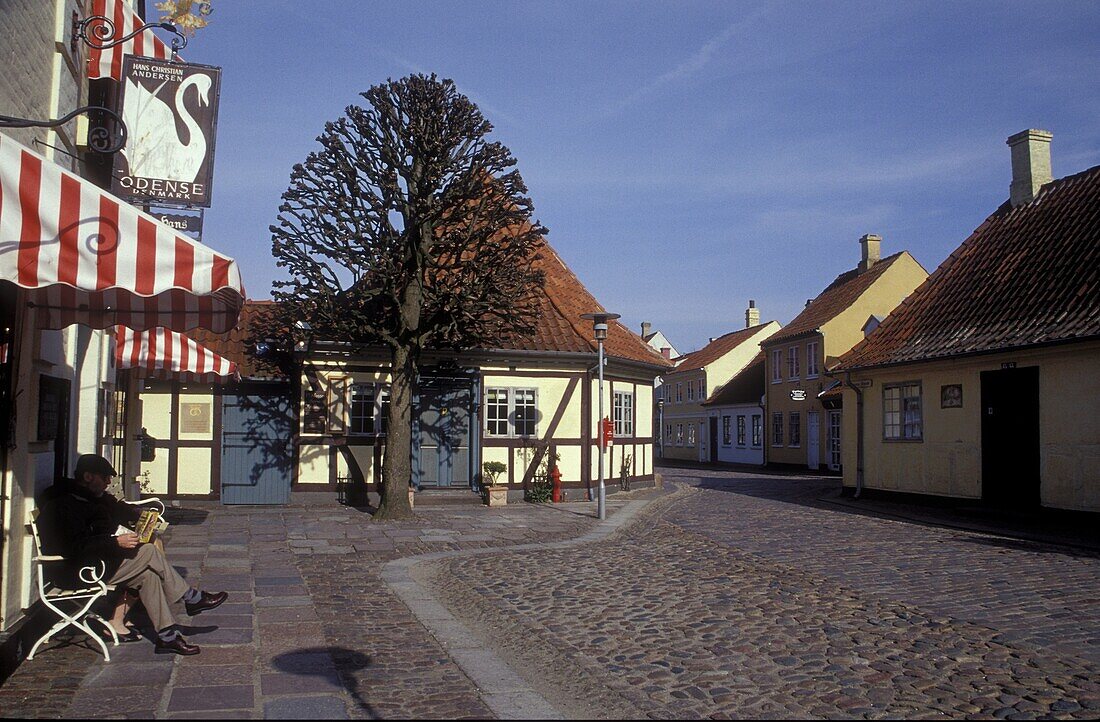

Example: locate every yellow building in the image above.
[835,131,1100,512]
[761,237,928,471]
[661,304,780,463]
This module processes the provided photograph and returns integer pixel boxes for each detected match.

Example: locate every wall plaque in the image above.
[180,402,211,433]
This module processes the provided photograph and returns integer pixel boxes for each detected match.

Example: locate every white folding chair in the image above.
[26,510,119,662]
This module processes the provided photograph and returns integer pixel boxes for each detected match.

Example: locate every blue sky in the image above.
[180,1,1100,354]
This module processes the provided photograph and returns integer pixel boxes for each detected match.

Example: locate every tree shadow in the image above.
[270,646,374,716]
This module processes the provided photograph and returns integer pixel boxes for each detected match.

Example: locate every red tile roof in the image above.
[839,165,1100,369]
[492,240,671,367]
[701,352,766,406]
[195,240,671,374]
[671,324,775,373]
[764,252,916,345]
[187,301,286,379]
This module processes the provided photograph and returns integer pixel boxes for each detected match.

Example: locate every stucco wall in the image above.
[842,341,1100,512]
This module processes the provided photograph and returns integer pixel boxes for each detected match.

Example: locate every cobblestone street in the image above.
[430,469,1100,719]
[3,470,1099,719]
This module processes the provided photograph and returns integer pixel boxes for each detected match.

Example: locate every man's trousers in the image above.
[107,544,189,632]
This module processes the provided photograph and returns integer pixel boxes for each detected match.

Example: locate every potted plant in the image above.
[481,461,508,507]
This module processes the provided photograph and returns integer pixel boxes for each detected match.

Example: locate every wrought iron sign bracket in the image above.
[71,11,187,57]
[0,106,129,154]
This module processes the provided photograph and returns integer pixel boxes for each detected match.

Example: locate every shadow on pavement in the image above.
[662,466,1100,554]
[271,646,374,716]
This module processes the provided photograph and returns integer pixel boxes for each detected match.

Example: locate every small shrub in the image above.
[481,461,506,487]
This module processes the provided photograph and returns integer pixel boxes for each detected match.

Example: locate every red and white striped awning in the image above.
[116,326,238,382]
[87,0,176,81]
[0,132,244,333]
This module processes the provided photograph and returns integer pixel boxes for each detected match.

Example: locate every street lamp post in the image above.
[581,312,620,520]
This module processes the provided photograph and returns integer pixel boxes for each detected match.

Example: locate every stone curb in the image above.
[379,491,678,720]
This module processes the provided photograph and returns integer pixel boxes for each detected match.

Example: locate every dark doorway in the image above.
[709,417,719,463]
[416,376,473,488]
[981,366,1040,508]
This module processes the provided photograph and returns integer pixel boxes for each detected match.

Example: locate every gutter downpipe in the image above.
[837,370,864,498]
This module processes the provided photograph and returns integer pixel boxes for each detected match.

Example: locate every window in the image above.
[666,423,673,443]
[737,415,746,446]
[676,383,683,403]
[687,381,695,401]
[772,412,784,447]
[485,387,538,437]
[722,416,731,445]
[884,383,922,440]
[676,423,684,446]
[350,384,376,434]
[772,349,783,382]
[789,412,801,447]
[348,383,390,435]
[806,341,819,378]
[687,424,696,446]
[514,388,537,437]
[613,391,634,436]
[788,347,800,379]
[752,415,762,447]
[699,379,706,399]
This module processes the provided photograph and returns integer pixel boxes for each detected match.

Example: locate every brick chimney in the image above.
[1007,129,1053,208]
[641,321,651,339]
[744,299,759,328]
[858,234,882,273]
[661,347,671,359]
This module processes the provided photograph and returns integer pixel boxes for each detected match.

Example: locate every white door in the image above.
[807,411,820,469]
[698,422,707,462]
[828,410,842,471]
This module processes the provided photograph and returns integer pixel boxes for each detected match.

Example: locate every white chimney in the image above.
[859,234,882,273]
[1007,129,1053,208]
[745,299,759,328]
[641,321,652,338]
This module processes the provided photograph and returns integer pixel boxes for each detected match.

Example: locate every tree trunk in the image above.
[375,343,416,520]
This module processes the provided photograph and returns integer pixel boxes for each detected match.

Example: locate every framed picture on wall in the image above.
[941,384,963,408]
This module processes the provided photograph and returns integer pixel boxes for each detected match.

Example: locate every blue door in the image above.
[221,385,294,505]
[416,379,472,488]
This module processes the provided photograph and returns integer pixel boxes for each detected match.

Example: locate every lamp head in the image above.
[580,312,621,342]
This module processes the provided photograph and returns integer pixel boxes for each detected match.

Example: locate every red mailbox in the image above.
[601,416,614,448]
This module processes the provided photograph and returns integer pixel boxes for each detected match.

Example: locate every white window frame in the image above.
[806,341,819,379]
[349,383,376,435]
[676,423,684,446]
[789,411,801,448]
[485,386,538,438]
[348,382,390,436]
[687,380,695,402]
[736,415,746,447]
[722,415,731,446]
[676,383,683,403]
[752,414,762,448]
[883,382,923,441]
[772,349,783,383]
[613,391,634,437]
[788,346,800,380]
[772,412,784,447]
[687,424,696,446]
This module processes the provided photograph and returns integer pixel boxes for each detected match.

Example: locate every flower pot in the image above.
[484,486,508,507]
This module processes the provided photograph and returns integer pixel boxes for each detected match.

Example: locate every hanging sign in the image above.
[790,389,807,401]
[113,57,222,208]
[150,206,204,242]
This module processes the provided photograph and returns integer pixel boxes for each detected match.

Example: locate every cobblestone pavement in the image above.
[429,469,1100,719]
[0,495,618,719]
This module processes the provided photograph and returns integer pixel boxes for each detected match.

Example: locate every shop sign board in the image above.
[113,56,222,208]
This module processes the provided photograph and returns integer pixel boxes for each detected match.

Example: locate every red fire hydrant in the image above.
[551,466,562,503]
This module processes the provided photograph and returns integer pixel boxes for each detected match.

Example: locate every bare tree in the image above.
[270,74,545,519]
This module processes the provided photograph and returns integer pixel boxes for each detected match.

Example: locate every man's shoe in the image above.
[185,591,228,617]
[154,636,200,656]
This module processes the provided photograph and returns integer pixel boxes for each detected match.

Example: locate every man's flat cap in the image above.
[75,454,117,478]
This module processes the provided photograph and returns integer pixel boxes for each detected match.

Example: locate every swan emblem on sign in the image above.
[121,73,212,183]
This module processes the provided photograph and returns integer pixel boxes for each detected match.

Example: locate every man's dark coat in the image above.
[36,478,141,588]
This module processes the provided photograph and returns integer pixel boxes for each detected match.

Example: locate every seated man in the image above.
[37,454,227,655]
